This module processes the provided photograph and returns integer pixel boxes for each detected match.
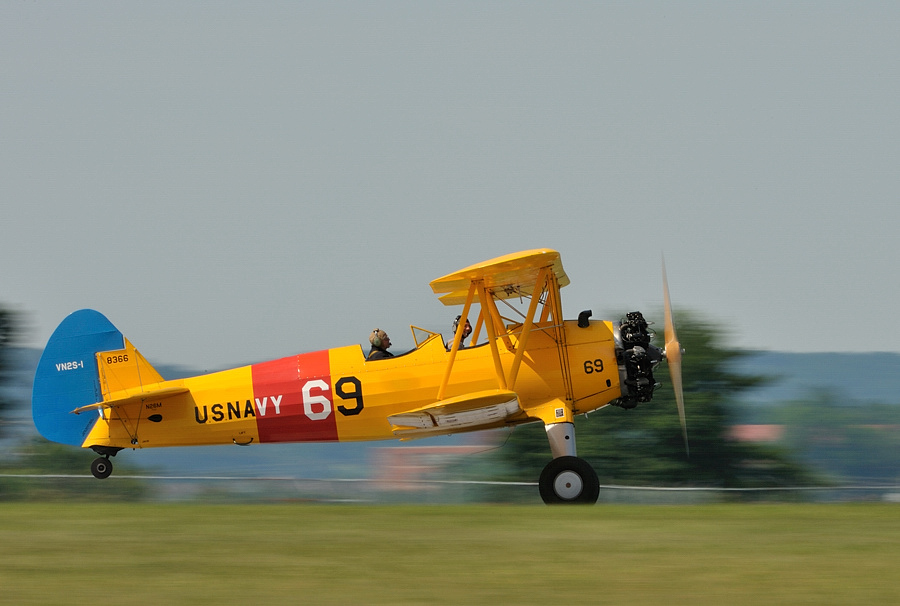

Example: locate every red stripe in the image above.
[251,350,338,443]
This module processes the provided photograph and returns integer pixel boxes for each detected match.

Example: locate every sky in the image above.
[3,3,900,369]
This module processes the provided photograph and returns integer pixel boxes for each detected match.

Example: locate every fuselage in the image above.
[84,320,622,450]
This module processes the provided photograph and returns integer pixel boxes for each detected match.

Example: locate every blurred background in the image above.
[3,4,899,504]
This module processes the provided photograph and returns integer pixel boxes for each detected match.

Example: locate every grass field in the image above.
[1,503,898,605]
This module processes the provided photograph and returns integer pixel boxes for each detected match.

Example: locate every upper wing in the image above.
[429,248,569,306]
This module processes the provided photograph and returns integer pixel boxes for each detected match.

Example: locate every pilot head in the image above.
[452,315,472,338]
[370,329,391,350]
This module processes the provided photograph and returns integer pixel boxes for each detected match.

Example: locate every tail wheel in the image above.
[539,456,600,505]
[91,457,113,479]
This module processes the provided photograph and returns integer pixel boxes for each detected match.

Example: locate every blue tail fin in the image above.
[32,310,126,446]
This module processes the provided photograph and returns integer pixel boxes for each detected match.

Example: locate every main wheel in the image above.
[539,456,599,505]
[90,457,113,479]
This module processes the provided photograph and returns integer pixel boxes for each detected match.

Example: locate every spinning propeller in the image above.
[662,259,689,456]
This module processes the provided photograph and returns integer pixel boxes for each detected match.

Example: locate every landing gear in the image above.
[539,456,600,505]
[540,422,600,504]
[90,456,113,479]
[88,446,122,479]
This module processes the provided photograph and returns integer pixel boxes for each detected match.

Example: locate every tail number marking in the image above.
[56,360,84,371]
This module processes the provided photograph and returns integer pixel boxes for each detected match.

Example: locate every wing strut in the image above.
[507,266,549,390]
[437,282,477,400]
[546,270,574,402]
[469,309,485,346]
[429,249,571,401]
[477,280,509,391]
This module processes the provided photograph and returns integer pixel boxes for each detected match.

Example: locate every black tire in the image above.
[91,457,113,480]
[538,456,599,505]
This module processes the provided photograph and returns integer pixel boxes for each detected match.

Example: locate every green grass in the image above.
[1,504,898,605]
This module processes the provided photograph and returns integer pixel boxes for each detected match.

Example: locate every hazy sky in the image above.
[3,3,900,369]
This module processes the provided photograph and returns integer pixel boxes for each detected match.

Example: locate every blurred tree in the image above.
[775,391,900,483]
[492,311,815,491]
[0,306,23,441]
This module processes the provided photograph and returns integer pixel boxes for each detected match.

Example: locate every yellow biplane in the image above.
[32,249,685,504]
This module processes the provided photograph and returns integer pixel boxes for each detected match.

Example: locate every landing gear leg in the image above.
[540,422,600,505]
[90,456,113,479]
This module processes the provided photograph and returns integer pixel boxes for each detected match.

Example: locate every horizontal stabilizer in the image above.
[71,386,191,415]
[388,389,520,436]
